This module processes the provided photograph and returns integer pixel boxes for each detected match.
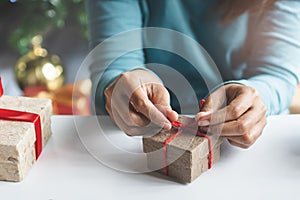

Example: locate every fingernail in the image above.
[201,111,213,116]
[195,111,212,120]
[198,120,210,127]
[164,122,172,130]
[162,121,172,130]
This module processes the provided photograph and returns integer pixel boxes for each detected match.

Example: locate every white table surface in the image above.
[1,115,300,200]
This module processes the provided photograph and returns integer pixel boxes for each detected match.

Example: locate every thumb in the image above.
[195,92,226,126]
[199,85,228,113]
[155,104,178,123]
[200,97,211,112]
[195,96,213,125]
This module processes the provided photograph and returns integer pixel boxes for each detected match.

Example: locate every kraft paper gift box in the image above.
[0,96,52,182]
[143,116,222,183]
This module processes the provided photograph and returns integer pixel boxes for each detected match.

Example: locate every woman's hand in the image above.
[104,69,178,136]
[195,84,267,148]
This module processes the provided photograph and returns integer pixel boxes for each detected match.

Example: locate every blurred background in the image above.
[0,0,91,115]
[0,0,299,115]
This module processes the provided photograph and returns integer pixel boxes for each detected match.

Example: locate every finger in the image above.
[195,92,225,123]
[200,84,232,112]
[155,104,178,122]
[150,85,178,122]
[196,90,256,126]
[107,107,140,136]
[109,101,165,137]
[194,96,214,125]
[167,109,179,122]
[111,93,149,127]
[107,77,167,128]
[212,103,266,136]
[130,89,172,130]
[224,108,267,146]
[201,100,266,137]
[106,97,128,128]
[108,79,173,129]
[227,139,249,149]
[129,102,151,126]
[211,88,258,124]
[116,71,162,97]
[195,112,212,126]
[226,118,266,148]
[222,105,266,136]
[106,94,149,136]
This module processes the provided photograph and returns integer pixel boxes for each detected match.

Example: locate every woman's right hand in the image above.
[104,69,178,136]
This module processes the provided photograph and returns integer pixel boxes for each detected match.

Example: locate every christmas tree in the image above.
[0,0,87,55]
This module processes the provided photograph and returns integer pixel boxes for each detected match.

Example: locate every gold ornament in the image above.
[15,35,64,91]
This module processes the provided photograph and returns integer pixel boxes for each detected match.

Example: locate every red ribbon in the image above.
[163,100,213,176]
[0,77,42,159]
[163,128,183,175]
[0,78,3,96]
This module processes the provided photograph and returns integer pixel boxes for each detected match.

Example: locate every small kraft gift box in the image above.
[143,116,222,183]
[0,78,52,182]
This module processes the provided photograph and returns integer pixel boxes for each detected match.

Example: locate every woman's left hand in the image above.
[195,84,267,149]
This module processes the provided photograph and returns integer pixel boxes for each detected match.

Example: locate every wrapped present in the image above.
[143,116,222,183]
[0,78,52,182]
[23,79,91,115]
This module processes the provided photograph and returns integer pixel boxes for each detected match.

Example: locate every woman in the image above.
[87,0,300,148]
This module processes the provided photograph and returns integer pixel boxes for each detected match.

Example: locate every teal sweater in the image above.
[87,0,300,115]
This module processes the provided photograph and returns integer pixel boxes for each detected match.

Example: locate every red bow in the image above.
[0,77,42,159]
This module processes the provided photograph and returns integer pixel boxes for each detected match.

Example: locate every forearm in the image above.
[87,0,145,114]
[231,1,300,116]
[235,75,298,116]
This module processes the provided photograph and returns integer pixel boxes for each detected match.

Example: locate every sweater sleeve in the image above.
[234,0,300,116]
[86,0,145,114]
